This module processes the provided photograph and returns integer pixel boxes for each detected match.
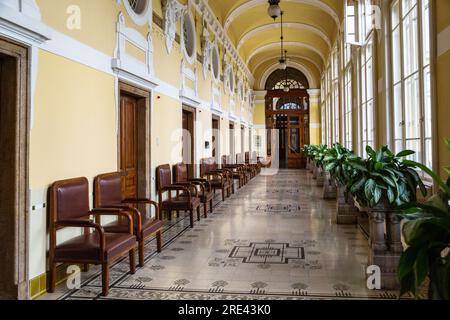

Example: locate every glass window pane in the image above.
[367,100,374,146]
[392,1,400,28]
[366,58,373,100]
[393,83,403,140]
[422,0,430,66]
[403,0,417,16]
[423,66,432,138]
[404,73,420,141]
[403,7,419,76]
[392,27,401,83]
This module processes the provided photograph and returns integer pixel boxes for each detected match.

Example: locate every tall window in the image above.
[332,46,340,144]
[359,34,375,156]
[321,76,327,144]
[326,66,332,145]
[390,0,432,169]
[343,43,353,150]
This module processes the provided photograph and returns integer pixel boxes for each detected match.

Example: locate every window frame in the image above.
[388,0,434,174]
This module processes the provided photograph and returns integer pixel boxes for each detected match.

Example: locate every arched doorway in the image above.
[265,67,310,169]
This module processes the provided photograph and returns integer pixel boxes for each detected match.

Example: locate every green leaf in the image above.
[387,186,395,203]
[396,150,416,158]
[364,179,376,202]
[348,161,368,172]
[351,176,366,194]
[404,160,450,196]
[376,150,383,162]
[366,145,376,158]
[373,186,382,205]
[413,247,429,295]
[445,166,450,175]
[374,162,384,171]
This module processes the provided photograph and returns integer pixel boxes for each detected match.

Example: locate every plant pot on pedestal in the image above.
[316,166,324,187]
[323,172,337,199]
[312,162,318,179]
[336,184,358,224]
[367,198,402,290]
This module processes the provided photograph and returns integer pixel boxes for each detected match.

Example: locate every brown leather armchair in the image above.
[222,155,246,188]
[246,151,261,175]
[237,153,256,180]
[156,164,201,228]
[48,177,136,296]
[200,157,232,201]
[173,163,214,218]
[94,172,164,267]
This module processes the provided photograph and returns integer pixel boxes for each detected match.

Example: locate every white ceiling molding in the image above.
[237,22,331,51]
[246,41,326,66]
[224,0,340,31]
[191,0,254,85]
[251,55,321,76]
[259,61,318,89]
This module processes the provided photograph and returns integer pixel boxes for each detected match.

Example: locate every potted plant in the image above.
[323,143,361,223]
[346,145,427,289]
[311,144,328,186]
[398,140,450,300]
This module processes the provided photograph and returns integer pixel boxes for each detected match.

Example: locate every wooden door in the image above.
[120,94,138,199]
[287,115,302,169]
[212,118,219,163]
[182,109,194,178]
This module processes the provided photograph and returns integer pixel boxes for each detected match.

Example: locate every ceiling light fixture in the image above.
[268,0,281,20]
[278,11,287,70]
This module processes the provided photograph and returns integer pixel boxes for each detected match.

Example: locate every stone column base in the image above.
[336,204,358,224]
[368,250,401,290]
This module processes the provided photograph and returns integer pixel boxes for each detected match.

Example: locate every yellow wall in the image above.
[435,0,450,177]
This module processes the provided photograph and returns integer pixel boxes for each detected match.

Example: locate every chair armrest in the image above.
[187,180,206,194]
[172,183,198,197]
[189,178,211,192]
[163,185,192,200]
[57,220,105,252]
[91,208,133,234]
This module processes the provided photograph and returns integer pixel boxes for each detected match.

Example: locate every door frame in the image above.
[229,121,235,163]
[182,105,196,178]
[212,115,221,164]
[0,37,30,299]
[118,81,151,202]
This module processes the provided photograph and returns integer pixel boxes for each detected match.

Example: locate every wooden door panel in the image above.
[120,94,138,199]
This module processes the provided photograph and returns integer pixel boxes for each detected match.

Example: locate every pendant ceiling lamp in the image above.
[283,51,290,92]
[268,0,281,20]
[278,11,287,70]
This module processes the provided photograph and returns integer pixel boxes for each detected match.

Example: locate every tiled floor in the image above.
[42,169,401,300]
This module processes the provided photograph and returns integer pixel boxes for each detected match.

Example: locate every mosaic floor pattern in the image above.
[42,169,402,300]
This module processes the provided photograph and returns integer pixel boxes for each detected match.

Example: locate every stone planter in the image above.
[316,166,324,187]
[335,184,358,224]
[306,158,311,170]
[312,162,318,179]
[367,198,402,290]
[323,172,337,199]
[309,160,314,173]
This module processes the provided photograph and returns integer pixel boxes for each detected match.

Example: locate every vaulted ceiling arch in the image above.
[237,22,331,51]
[259,61,319,89]
[252,55,321,77]
[223,0,340,31]
[247,42,326,66]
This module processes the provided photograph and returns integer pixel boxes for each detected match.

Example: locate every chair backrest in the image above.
[94,172,122,208]
[209,157,218,171]
[245,152,250,164]
[50,177,90,225]
[173,163,188,183]
[156,164,172,193]
[200,158,208,177]
[221,155,228,165]
[236,153,244,164]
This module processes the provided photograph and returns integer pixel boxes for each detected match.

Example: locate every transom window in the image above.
[272,79,305,90]
[128,0,147,14]
[390,0,432,170]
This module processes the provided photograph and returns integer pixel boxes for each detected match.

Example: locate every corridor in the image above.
[45,170,397,300]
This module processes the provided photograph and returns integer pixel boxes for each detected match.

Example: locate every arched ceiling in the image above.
[207,0,343,89]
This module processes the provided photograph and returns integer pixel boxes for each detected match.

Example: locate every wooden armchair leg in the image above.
[176,210,180,218]
[101,263,110,296]
[197,206,201,221]
[156,230,162,253]
[222,188,226,201]
[48,262,56,293]
[204,203,208,218]
[210,199,213,213]
[83,264,89,272]
[189,210,194,228]
[139,240,145,267]
[167,210,172,221]
[129,248,136,274]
